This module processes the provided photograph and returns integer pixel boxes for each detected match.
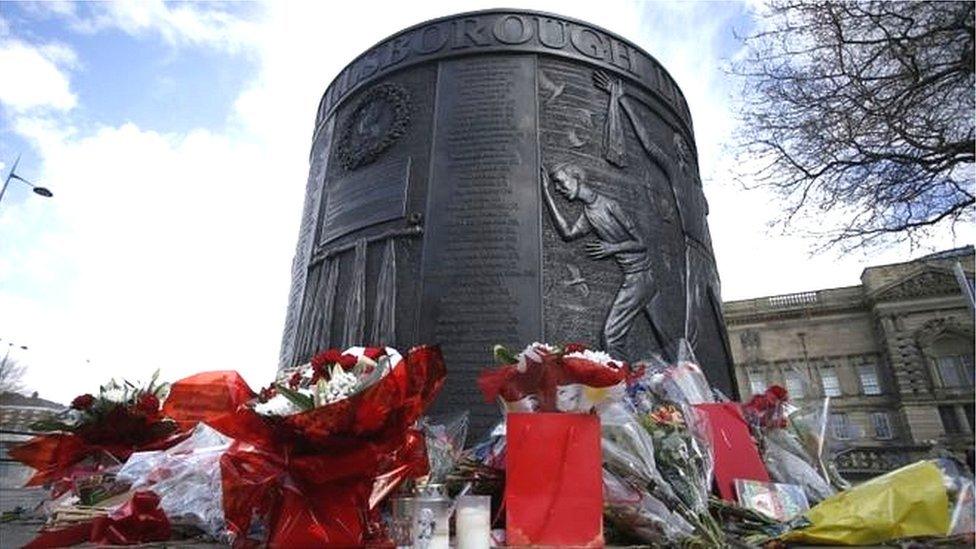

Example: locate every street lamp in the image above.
[1,341,28,371]
[0,154,53,207]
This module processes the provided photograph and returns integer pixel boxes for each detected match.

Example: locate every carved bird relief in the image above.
[539,70,565,106]
[561,263,590,297]
[568,128,586,148]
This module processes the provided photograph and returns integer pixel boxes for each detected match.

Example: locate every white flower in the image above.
[254,394,302,416]
[316,364,359,405]
[565,349,621,367]
[556,382,627,413]
[101,386,127,403]
[515,342,555,373]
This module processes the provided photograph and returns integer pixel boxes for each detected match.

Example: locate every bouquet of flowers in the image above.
[608,350,723,546]
[743,386,839,503]
[10,371,182,492]
[478,342,630,413]
[208,345,446,546]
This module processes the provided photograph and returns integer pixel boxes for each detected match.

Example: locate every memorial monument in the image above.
[279,9,738,434]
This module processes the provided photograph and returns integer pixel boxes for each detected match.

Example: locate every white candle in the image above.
[456,506,491,549]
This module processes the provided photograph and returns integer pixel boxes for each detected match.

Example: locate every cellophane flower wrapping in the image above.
[615,345,722,546]
[602,467,694,544]
[209,344,446,546]
[419,412,469,486]
[116,423,233,539]
[744,388,846,504]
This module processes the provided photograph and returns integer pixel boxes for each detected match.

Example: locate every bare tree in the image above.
[734,1,974,250]
[0,357,28,394]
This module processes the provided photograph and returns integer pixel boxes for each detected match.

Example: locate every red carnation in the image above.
[311,349,343,368]
[137,393,160,415]
[363,347,386,360]
[288,371,302,389]
[563,342,588,354]
[71,393,95,410]
[258,385,277,403]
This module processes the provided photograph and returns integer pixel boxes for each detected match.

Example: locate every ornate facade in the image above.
[725,247,975,479]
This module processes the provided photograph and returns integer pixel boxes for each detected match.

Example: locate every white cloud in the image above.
[38,0,262,54]
[0,39,77,112]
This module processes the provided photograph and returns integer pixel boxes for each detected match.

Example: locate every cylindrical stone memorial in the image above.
[279,9,738,435]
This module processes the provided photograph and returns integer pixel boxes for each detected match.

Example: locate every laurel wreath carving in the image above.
[336,83,411,171]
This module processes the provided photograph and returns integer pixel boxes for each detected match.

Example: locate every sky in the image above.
[0,1,971,404]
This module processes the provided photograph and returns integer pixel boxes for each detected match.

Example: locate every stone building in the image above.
[0,391,64,511]
[724,246,974,479]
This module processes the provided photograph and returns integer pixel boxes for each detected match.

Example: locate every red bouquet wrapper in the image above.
[506,413,604,546]
[210,345,446,546]
[162,370,255,430]
[9,427,185,489]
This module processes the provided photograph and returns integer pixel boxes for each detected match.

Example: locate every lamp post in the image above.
[1,154,53,208]
[1,341,28,371]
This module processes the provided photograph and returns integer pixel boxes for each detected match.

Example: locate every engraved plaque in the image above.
[281,10,739,436]
[319,157,410,244]
[419,55,543,423]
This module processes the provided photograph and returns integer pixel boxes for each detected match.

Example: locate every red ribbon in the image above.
[25,491,171,548]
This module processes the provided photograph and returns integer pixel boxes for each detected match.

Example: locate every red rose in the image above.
[767,385,789,403]
[311,349,343,368]
[563,342,588,354]
[71,393,95,410]
[137,394,160,415]
[338,354,358,370]
[363,347,386,360]
[745,394,768,413]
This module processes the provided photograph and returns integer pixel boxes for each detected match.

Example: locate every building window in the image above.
[858,364,882,395]
[938,405,964,435]
[935,355,975,388]
[749,369,767,396]
[965,404,975,433]
[830,412,851,440]
[821,365,842,397]
[784,370,805,399]
[871,412,893,439]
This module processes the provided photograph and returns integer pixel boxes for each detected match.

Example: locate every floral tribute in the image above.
[477,342,631,413]
[743,384,845,504]
[207,345,446,546]
[10,371,182,491]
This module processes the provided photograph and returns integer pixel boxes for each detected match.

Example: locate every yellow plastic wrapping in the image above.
[782,460,950,545]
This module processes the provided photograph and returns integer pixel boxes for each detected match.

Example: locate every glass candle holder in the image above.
[455,495,492,549]
[389,496,414,548]
[412,484,451,549]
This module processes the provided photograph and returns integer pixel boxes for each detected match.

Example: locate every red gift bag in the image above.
[694,402,770,501]
[506,413,603,547]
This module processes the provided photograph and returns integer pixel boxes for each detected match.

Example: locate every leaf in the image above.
[275,384,314,411]
[493,344,517,365]
[29,418,75,432]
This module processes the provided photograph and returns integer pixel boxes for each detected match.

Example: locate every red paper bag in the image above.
[694,402,770,500]
[506,413,603,547]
